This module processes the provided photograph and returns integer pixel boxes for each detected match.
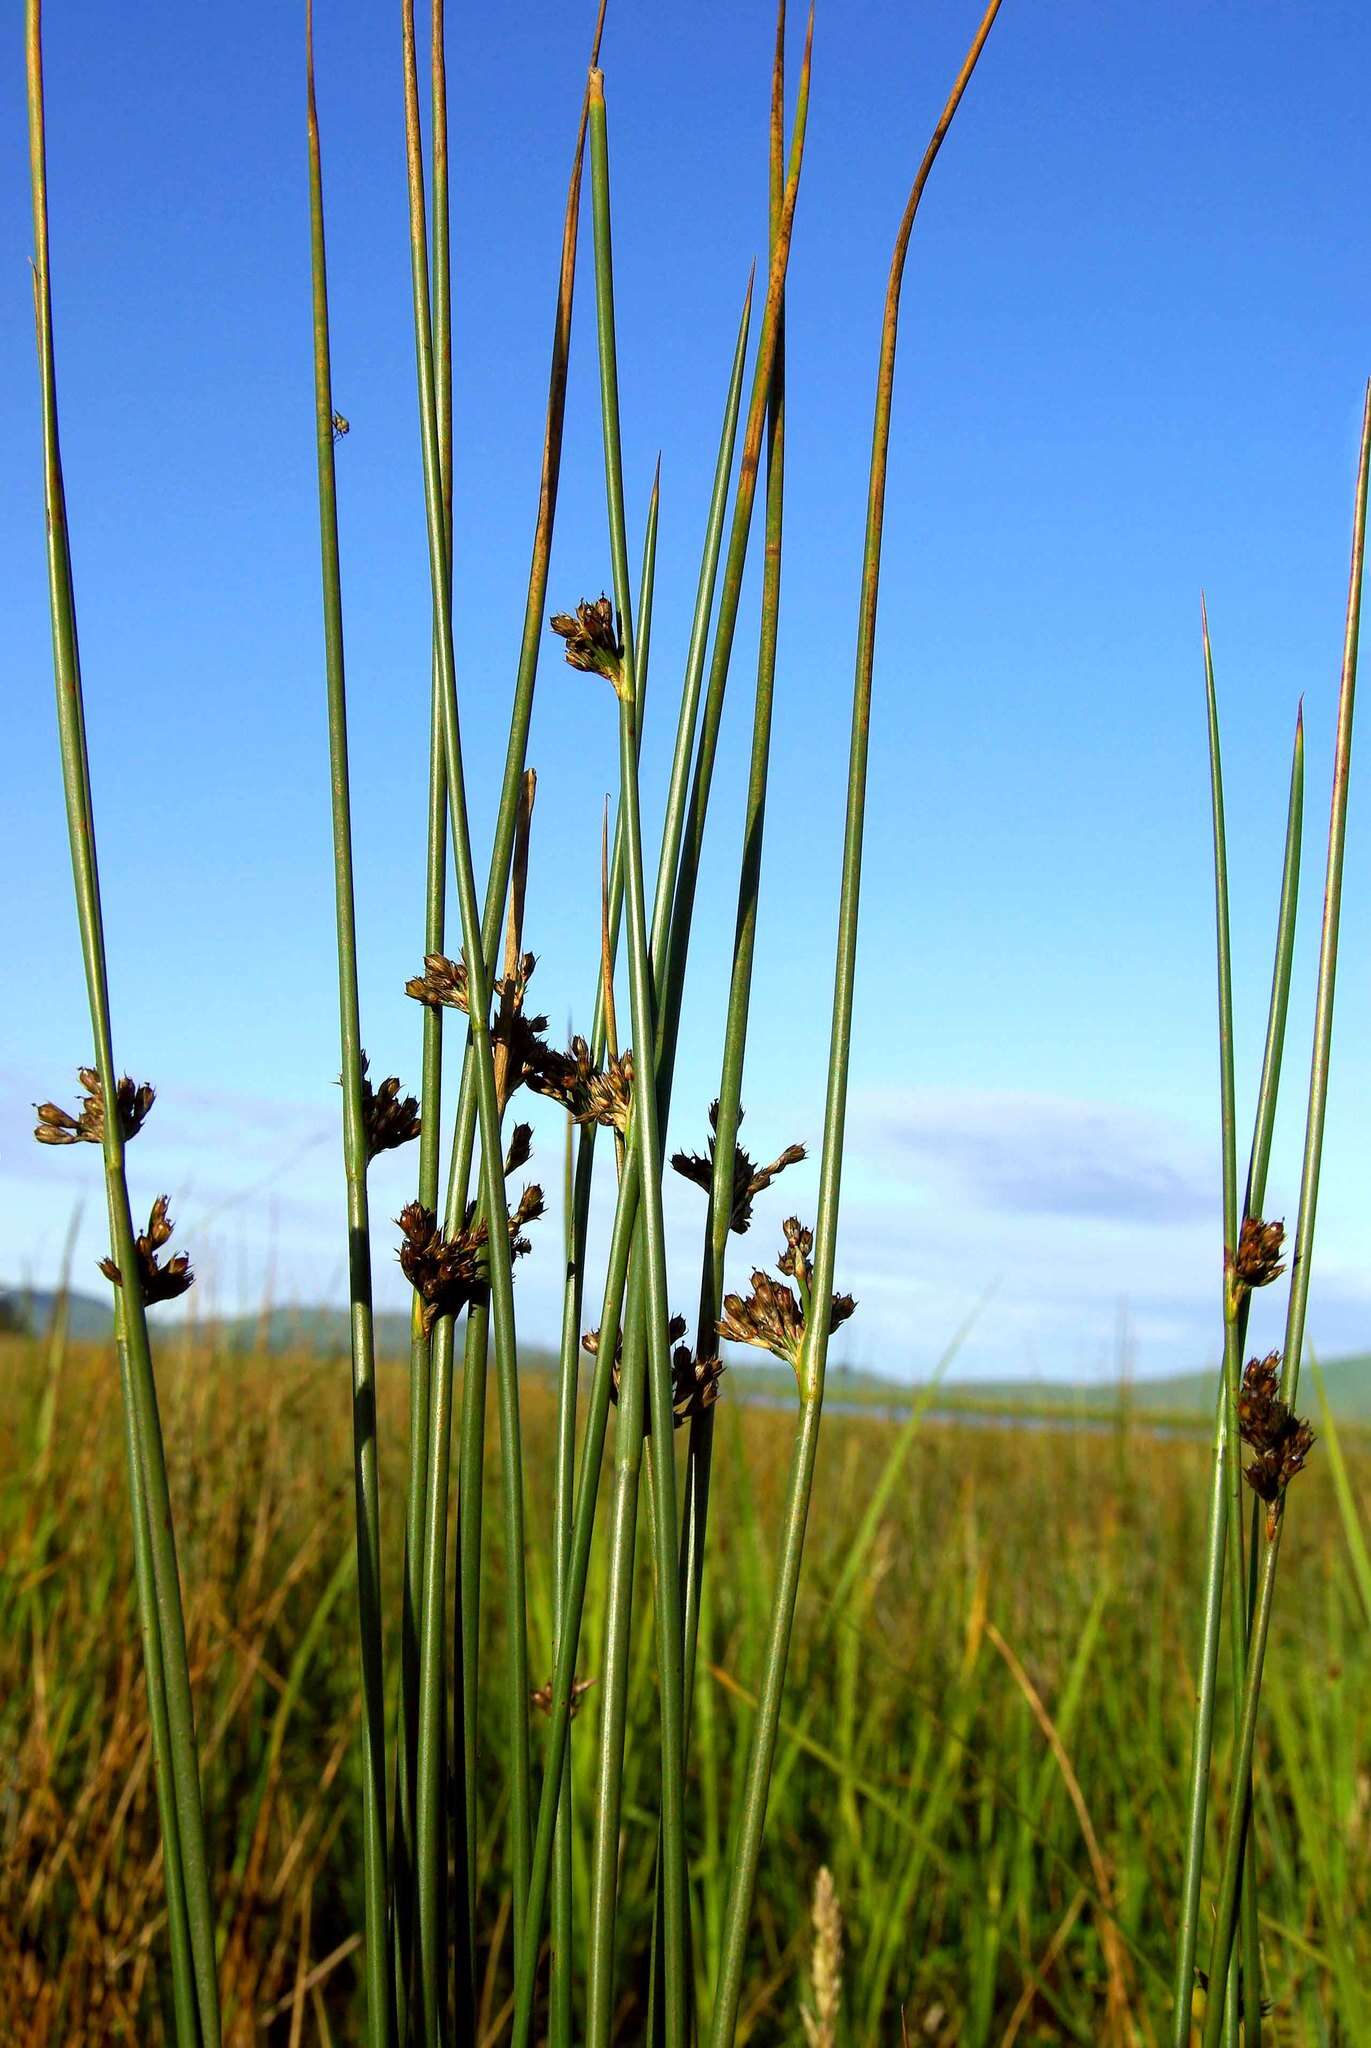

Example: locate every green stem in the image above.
[1201,382,1369,2033]
[1170,706,1303,2048]
[707,6,1005,2035]
[28,6,221,2040]
[307,20,394,2044]
[585,71,689,2044]
[394,0,453,2017]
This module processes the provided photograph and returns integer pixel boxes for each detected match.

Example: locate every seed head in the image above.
[507,1183,545,1262]
[582,1315,719,1433]
[356,1053,420,1162]
[530,1674,595,1718]
[528,1035,634,1133]
[397,1200,488,1334]
[405,952,469,1010]
[504,1121,534,1178]
[671,1101,806,1234]
[717,1222,855,1391]
[550,594,629,701]
[99,1195,194,1306]
[35,1067,155,1147]
[800,1866,844,2048]
[1232,1216,1287,1293]
[1238,1351,1315,1534]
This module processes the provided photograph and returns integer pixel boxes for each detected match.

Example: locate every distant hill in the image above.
[4,1286,1366,1422]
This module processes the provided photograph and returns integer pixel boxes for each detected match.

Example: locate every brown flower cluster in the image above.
[405,950,552,1111]
[1231,1216,1286,1295]
[99,1196,194,1307]
[35,1068,154,1147]
[396,1202,488,1333]
[398,1184,544,1334]
[358,1053,421,1163]
[549,595,628,701]
[1238,1352,1315,1534]
[530,1675,595,1718]
[671,1101,805,1235]
[528,1036,634,1134]
[717,1218,856,1390]
[582,1314,724,1433]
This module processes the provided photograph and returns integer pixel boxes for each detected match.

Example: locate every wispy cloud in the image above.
[854,1086,1214,1226]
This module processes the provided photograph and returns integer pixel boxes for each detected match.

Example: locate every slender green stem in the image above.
[28,7,221,2041]
[306,20,395,2044]
[1201,382,1369,2036]
[513,1147,640,2048]
[117,1324,202,2048]
[394,0,453,2018]
[584,71,689,2044]
[707,8,1005,2037]
[1170,703,1304,2048]
[1200,606,1259,2048]
[399,3,532,2007]
[515,43,810,2042]
[681,0,789,1758]
[1278,392,1368,1416]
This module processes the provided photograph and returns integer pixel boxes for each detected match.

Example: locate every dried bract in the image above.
[671,1100,806,1234]
[397,1200,488,1334]
[550,594,628,701]
[99,1195,194,1306]
[1238,1351,1315,1534]
[35,1067,154,1147]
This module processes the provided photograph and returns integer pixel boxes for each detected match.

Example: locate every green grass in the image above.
[5,1329,1370,2045]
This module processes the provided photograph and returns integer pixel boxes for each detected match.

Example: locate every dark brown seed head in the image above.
[550,594,627,699]
[357,1053,421,1162]
[508,1184,546,1262]
[504,1121,534,1178]
[1238,1351,1314,1531]
[35,1067,155,1147]
[405,952,469,1011]
[527,1035,634,1133]
[99,1194,194,1306]
[671,1100,806,1234]
[396,1200,488,1334]
[717,1223,855,1387]
[530,1675,595,1718]
[1232,1216,1287,1293]
[671,1346,725,1428]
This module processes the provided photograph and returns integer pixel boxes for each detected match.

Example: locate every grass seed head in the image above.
[99,1194,193,1306]
[504,1121,534,1177]
[34,1067,154,1147]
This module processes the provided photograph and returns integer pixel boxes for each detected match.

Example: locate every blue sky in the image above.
[4,1,1370,1383]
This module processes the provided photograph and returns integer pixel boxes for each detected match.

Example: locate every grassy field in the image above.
[2,1329,1367,2046]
